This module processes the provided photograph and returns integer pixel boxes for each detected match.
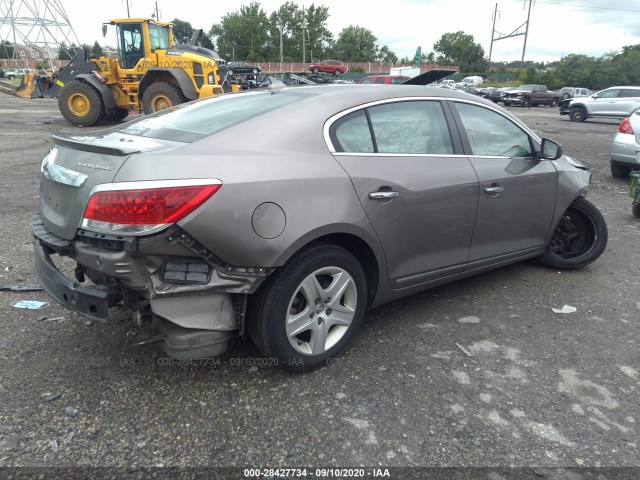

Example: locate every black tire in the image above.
[610,164,631,178]
[312,67,319,74]
[334,69,341,76]
[142,82,186,114]
[569,107,587,122]
[522,97,531,107]
[551,98,558,107]
[7,74,15,80]
[538,197,607,269]
[562,93,570,100]
[105,107,129,123]
[633,203,640,218]
[58,80,105,127]
[248,244,367,372]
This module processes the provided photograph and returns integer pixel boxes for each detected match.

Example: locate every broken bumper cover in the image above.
[33,233,122,323]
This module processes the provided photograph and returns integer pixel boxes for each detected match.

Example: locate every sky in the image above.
[15,0,640,63]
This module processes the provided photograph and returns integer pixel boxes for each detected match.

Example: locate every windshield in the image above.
[515,85,535,91]
[149,23,170,50]
[118,90,312,142]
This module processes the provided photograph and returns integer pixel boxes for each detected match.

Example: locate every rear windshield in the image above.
[118,90,310,142]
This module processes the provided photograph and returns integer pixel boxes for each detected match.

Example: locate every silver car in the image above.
[610,106,640,177]
[560,86,640,122]
[33,85,608,370]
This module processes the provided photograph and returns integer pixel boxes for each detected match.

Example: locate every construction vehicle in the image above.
[23,18,230,127]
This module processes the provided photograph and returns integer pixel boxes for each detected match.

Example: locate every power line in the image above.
[536,1,640,14]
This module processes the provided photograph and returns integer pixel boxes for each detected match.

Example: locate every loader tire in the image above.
[142,82,186,114]
[105,107,129,123]
[58,80,105,127]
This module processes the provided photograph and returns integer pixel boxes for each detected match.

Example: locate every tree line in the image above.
[2,0,638,91]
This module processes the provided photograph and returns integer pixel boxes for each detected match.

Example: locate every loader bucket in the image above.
[15,73,37,98]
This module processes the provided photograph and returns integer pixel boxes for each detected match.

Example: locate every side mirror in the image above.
[539,138,563,160]
[102,24,108,37]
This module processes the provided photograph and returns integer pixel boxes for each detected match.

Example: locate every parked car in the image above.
[308,59,347,76]
[560,86,640,122]
[3,69,18,80]
[559,87,592,100]
[478,86,510,103]
[502,84,561,107]
[358,75,409,84]
[227,61,261,75]
[16,68,32,78]
[33,84,607,371]
[610,106,640,178]
[459,86,480,95]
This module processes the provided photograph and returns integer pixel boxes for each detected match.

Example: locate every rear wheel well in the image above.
[139,71,181,99]
[288,233,379,307]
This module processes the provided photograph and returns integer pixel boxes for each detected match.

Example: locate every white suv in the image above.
[560,86,640,122]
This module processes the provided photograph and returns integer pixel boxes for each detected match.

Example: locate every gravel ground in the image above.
[0,93,638,477]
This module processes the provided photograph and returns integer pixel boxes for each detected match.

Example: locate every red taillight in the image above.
[84,184,221,225]
[619,117,635,135]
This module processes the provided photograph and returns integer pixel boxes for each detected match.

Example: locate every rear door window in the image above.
[331,101,454,155]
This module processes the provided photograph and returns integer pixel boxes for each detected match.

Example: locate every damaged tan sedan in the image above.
[33,85,607,370]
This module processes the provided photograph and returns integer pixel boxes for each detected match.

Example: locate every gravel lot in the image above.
[0,93,638,477]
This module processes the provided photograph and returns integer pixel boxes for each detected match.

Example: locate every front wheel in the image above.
[334,69,341,76]
[58,80,105,127]
[538,197,607,269]
[551,98,558,107]
[248,244,367,371]
[611,164,631,178]
[522,97,531,107]
[312,67,319,74]
[569,107,587,122]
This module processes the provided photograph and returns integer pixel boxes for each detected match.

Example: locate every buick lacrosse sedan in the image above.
[33,84,607,370]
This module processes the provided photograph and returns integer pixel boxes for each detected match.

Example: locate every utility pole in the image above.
[277,17,283,72]
[126,0,130,18]
[521,0,533,66]
[488,0,533,66]
[152,2,160,20]
[489,3,498,62]
[301,6,306,65]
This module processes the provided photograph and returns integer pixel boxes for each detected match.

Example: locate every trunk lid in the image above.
[38,131,184,239]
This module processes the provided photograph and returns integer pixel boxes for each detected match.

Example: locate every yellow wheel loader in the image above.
[26,19,233,127]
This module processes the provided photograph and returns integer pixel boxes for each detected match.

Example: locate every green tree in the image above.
[58,42,79,61]
[433,31,488,72]
[303,4,333,61]
[376,45,398,63]
[267,3,332,62]
[554,54,595,87]
[613,45,640,85]
[172,18,215,49]
[518,65,537,83]
[269,1,302,62]
[91,41,103,59]
[172,18,195,44]
[0,41,14,59]
[209,2,271,61]
[333,25,377,62]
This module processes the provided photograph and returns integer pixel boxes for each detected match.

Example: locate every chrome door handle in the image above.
[484,185,504,194]
[369,191,399,200]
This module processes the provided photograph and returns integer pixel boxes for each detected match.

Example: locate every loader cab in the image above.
[117,22,145,69]
[106,19,173,70]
